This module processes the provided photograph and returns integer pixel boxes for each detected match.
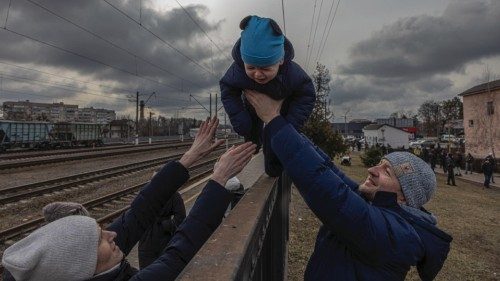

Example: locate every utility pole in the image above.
[209,93,212,118]
[135,91,139,145]
[149,110,155,144]
[343,108,351,138]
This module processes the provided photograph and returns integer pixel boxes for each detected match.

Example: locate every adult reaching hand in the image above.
[179,116,225,168]
[244,89,284,123]
[211,142,256,186]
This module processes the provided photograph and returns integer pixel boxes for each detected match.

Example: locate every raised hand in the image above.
[211,142,256,186]
[179,117,225,168]
[244,89,283,123]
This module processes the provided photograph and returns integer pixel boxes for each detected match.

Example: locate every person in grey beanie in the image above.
[42,201,90,222]
[2,117,256,281]
[246,91,452,281]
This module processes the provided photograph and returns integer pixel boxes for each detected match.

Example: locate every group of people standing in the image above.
[417,146,496,188]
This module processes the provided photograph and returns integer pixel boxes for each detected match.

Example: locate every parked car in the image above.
[440,134,458,143]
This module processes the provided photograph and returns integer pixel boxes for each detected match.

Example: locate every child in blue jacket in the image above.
[220,15,315,176]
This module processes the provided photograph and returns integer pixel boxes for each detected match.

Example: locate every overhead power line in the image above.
[1,27,183,92]
[173,0,230,61]
[0,88,102,105]
[315,0,336,63]
[0,61,134,95]
[0,72,130,101]
[24,0,204,90]
[102,0,217,78]
[281,0,287,35]
[317,0,341,63]
[307,0,324,71]
[305,0,318,67]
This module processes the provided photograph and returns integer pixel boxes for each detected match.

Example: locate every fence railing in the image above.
[178,153,291,281]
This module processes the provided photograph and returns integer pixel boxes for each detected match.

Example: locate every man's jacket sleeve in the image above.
[130,180,232,281]
[301,136,359,192]
[107,161,189,255]
[266,116,394,261]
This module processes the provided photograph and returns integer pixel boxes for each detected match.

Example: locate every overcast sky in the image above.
[0,0,499,121]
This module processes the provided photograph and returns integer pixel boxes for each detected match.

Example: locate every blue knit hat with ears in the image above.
[383,152,436,209]
[239,15,285,67]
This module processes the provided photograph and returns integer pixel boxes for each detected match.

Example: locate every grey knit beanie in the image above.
[384,152,436,209]
[43,201,90,222]
[2,216,100,281]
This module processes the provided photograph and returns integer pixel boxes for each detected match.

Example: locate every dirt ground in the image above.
[288,153,499,281]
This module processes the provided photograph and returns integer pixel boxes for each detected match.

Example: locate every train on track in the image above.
[0,120,107,151]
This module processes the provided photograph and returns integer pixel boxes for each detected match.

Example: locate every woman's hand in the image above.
[211,142,256,186]
[244,89,283,123]
[179,117,225,169]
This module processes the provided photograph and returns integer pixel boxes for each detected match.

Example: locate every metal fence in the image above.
[178,156,291,281]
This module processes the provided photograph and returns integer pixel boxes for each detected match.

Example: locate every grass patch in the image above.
[288,153,500,281]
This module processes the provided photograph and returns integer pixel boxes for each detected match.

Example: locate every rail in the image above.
[178,153,292,281]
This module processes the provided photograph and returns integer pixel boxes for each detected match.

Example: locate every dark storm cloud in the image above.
[339,0,500,77]
[330,0,498,119]
[0,0,231,114]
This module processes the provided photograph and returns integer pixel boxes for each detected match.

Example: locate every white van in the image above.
[440,134,457,142]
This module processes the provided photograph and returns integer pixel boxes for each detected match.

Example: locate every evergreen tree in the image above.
[303,63,347,157]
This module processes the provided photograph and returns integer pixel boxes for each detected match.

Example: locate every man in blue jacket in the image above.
[246,91,452,281]
[2,117,256,281]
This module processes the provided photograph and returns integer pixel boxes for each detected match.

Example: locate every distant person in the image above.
[485,153,496,183]
[430,150,437,172]
[446,153,456,186]
[42,201,90,222]
[246,90,452,281]
[220,15,315,177]
[454,152,463,176]
[422,148,429,163]
[441,151,448,173]
[2,117,256,281]
[465,153,474,174]
[482,159,493,189]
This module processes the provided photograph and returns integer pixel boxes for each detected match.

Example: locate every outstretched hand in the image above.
[244,89,283,123]
[211,142,256,186]
[179,116,225,168]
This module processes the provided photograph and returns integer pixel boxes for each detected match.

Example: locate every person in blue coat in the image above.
[2,117,256,281]
[246,91,452,281]
[220,15,315,177]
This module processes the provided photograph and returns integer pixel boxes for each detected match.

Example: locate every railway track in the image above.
[0,139,183,160]
[0,140,196,170]
[0,158,216,243]
[0,142,239,205]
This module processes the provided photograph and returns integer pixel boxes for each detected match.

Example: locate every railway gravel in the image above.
[0,147,189,189]
[0,151,220,230]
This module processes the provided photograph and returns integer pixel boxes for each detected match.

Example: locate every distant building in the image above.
[331,119,373,138]
[2,101,115,124]
[376,117,418,136]
[109,119,134,138]
[362,124,411,149]
[458,79,499,158]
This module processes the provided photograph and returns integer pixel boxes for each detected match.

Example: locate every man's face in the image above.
[359,159,405,203]
[244,61,282,84]
[95,227,124,274]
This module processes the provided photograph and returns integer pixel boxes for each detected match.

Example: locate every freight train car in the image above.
[51,122,106,147]
[0,120,53,151]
